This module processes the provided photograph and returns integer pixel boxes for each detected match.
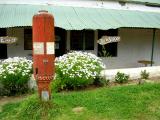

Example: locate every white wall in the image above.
[103,28,160,69]
[101,66,160,81]
[153,29,160,66]
[7,28,32,59]
[7,28,160,69]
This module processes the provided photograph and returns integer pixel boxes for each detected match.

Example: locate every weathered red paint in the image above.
[32,10,55,99]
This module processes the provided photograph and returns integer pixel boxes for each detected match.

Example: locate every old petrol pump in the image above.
[32,10,55,101]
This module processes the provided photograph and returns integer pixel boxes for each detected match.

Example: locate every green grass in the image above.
[1,83,160,120]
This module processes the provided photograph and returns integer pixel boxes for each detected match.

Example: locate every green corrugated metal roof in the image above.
[0,4,160,30]
[129,0,160,4]
[116,0,160,5]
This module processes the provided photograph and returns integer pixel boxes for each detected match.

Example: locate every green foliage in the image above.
[98,45,111,57]
[51,74,65,92]
[115,72,129,83]
[54,51,106,91]
[140,70,149,79]
[2,83,160,120]
[93,77,109,87]
[0,57,32,96]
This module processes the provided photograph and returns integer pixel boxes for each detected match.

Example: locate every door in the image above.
[0,28,7,59]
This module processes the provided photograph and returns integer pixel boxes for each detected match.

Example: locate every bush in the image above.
[53,51,106,91]
[140,70,149,79]
[51,74,65,92]
[0,57,32,96]
[115,72,129,84]
[93,77,109,87]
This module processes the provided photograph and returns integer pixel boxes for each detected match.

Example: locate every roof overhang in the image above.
[0,4,160,30]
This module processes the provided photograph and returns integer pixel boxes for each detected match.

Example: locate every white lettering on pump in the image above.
[46,42,55,54]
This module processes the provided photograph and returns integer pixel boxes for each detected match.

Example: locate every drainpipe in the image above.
[151,28,156,66]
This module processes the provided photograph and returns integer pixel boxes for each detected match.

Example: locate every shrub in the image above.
[93,77,109,87]
[140,70,149,79]
[0,57,32,96]
[51,74,65,92]
[54,51,106,91]
[115,72,129,84]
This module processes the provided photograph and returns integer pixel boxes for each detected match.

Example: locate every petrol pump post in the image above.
[32,10,55,101]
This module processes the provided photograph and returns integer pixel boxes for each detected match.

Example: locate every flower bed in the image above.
[0,57,32,96]
[52,51,106,91]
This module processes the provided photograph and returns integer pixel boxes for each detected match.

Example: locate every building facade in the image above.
[0,0,160,69]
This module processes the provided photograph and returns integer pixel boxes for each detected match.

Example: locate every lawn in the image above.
[1,83,160,120]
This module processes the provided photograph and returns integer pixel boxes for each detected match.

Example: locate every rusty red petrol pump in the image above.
[32,10,55,101]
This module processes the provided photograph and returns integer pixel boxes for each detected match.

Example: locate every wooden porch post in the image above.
[151,28,156,66]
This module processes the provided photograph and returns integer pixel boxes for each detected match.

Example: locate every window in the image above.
[70,30,94,50]
[23,27,67,58]
[98,29,118,57]
[24,28,32,50]
[0,28,7,59]
[55,27,66,57]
